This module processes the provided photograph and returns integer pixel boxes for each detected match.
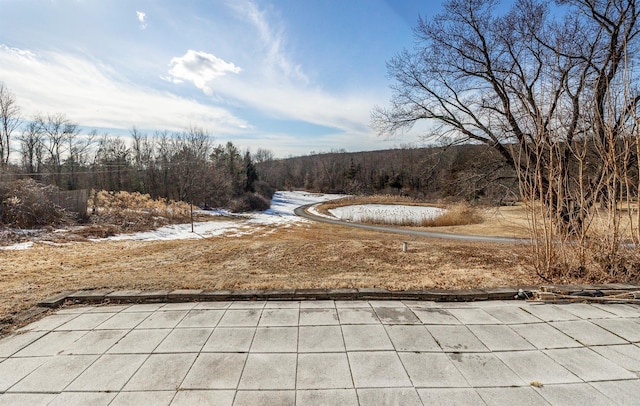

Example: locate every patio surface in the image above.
[0,299,639,405]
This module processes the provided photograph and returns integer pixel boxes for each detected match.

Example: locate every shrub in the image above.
[254,180,275,201]
[89,190,191,232]
[420,203,483,227]
[0,179,66,228]
[229,193,271,212]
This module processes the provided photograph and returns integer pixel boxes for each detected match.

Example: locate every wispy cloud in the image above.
[166,50,241,96]
[0,45,248,133]
[136,11,147,29]
[225,0,307,84]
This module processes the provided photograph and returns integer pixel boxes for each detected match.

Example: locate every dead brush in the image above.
[88,190,191,233]
[420,203,483,227]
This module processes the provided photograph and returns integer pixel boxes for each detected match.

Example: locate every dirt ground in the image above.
[0,217,540,323]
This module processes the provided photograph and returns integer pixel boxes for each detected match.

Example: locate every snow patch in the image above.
[0,191,345,249]
[329,204,445,225]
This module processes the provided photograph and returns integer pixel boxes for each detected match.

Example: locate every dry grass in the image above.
[317,195,528,237]
[420,203,483,227]
[0,221,540,323]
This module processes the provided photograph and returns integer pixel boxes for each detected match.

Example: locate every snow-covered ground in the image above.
[0,191,344,249]
[329,204,445,226]
[0,192,447,250]
[96,191,344,242]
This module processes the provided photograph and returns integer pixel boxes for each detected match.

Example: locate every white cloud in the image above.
[136,11,147,29]
[225,0,307,84]
[166,50,241,96]
[0,45,248,134]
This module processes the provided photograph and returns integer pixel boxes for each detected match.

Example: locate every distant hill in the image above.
[257,143,519,205]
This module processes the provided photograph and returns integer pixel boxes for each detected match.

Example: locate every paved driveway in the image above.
[0,300,639,405]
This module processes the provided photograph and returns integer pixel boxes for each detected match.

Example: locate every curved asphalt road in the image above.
[294,204,526,244]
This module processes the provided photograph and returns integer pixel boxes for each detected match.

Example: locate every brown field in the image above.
[0,216,539,324]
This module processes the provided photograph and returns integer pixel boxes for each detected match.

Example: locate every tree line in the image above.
[0,84,272,210]
[257,144,519,204]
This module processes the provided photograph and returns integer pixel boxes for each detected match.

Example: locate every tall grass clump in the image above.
[88,190,191,233]
[420,203,483,227]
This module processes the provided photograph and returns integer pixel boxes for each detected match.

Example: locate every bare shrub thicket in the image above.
[88,190,191,233]
[374,0,640,283]
[519,73,640,283]
[0,179,66,227]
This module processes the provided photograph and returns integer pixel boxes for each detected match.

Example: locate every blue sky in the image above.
[1,0,458,157]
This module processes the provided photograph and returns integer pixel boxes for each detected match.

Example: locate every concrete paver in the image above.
[238,353,297,389]
[217,309,261,327]
[66,353,147,391]
[384,324,440,352]
[399,352,468,387]
[544,347,638,381]
[347,351,412,388]
[108,391,175,406]
[342,324,394,351]
[233,390,294,406]
[591,318,640,342]
[123,353,196,391]
[426,325,489,352]
[298,325,345,352]
[47,391,116,406]
[154,327,212,353]
[299,308,339,325]
[482,305,543,324]
[447,308,502,325]
[373,306,421,324]
[494,351,581,385]
[136,310,188,329]
[591,343,640,372]
[176,309,224,328]
[590,379,640,405]
[534,383,615,406]
[258,309,299,326]
[447,353,525,387]
[356,388,423,405]
[171,390,234,406]
[0,330,46,357]
[107,328,171,354]
[250,327,298,352]
[297,389,358,406]
[0,357,47,391]
[337,308,379,324]
[62,329,128,354]
[296,353,352,389]
[1,300,640,405]
[510,322,582,349]
[467,324,535,351]
[549,320,628,345]
[476,387,550,405]
[96,311,150,329]
[201,327,255,352]
[180,353,247,389]
[8,354,98,392]
[412,308,461,324]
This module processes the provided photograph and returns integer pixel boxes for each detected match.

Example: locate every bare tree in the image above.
[37,113,81,187]
[372,0,640,235]
[254,148,274,164]
[0,82,22,167]
[19,119,44,176]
